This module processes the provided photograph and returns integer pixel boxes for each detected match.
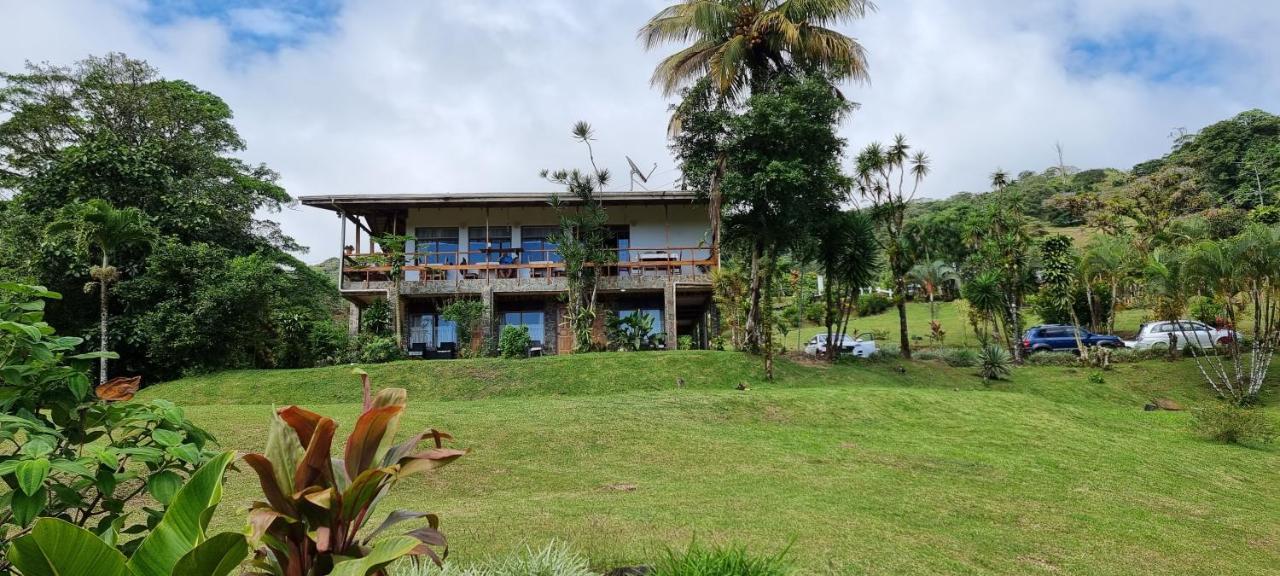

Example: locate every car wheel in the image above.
[1216,336,1233,345]
[1150,341,1169,351]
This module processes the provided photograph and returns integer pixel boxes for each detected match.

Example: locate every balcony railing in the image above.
[340,245,716,287]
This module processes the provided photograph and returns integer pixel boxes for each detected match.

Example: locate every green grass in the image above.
[142,352,1280,575]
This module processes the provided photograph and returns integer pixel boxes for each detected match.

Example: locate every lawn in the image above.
[793,300,1154,351]
[140,352,1280,575]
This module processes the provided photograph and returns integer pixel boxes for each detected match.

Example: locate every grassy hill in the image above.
[142,352,1280,575]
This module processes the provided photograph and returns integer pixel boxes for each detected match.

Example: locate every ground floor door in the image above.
[556,304,574,354]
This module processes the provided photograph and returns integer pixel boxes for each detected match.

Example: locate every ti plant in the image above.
[6,451,248,576]
[243,380,468,576]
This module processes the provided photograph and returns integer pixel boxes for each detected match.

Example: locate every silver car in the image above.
[804,333,877,357]
[1125,320,1240,350]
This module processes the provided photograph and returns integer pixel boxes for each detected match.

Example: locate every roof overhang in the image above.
[299,191,705,213]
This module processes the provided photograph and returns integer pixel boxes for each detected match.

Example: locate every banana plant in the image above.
[6,451,245,576]
[242,382,467,576]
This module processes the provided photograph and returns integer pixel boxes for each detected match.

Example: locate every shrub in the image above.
[944,348,979,368]
[1025,351,1080,367]
[606,311,659,351]
[1191,402,1277,445]
[678,335,696,350]
[244,378,468,574]
[362,297,393,336]
[395,541,593,576]
[1188,295,1225,326]
[1106,347,1163,363]
[441,299,488,358]
[857,293,892,317]
[978,343,1012,382]
[359,334,405,364]
[499,325,532,359]
[1087,371,1106,384]
[653,542,790,576]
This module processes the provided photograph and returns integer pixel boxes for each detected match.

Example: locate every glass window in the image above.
[500,310,544,343]
[468,226,512,264]
[521,226,561,264]
[415,227,459,265]
[407,313,458,347]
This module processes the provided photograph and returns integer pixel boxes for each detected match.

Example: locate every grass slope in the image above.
[144,352,1280,575]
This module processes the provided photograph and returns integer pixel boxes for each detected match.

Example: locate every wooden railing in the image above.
[340,246,716,287]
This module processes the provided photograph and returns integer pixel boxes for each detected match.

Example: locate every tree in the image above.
[374,233,413,349]
[1082,235,1137,334]
[1111,165,1209,251]
[1165,109,1280,209]
[543,122,613,353]
[640,0,873,98]
[907,260,957,322]
[647,0,874,355]
[965,170,1037,363]
[1038,235,1088,359]
[855,135,930,359]
[811,209,880,361]
[46,200,154,383]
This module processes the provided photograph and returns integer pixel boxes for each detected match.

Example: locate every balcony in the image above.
[339,245,716,293]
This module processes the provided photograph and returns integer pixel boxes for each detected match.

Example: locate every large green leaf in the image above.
[127,451,235,576]
[10,488,47,527]
[7,517,131,576]
[328,535,421,576]
[16,457,50,495]
[171,532,249,576]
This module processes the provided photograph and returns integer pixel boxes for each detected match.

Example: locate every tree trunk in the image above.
[1107,280,1118,335]
[1084,282,1099,332]
[762,248,777,379]
[99,253,110,384]
[895,276,911,359]
[823,272,836,363]
[744,241,764,353]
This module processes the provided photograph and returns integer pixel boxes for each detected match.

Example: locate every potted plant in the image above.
[344,244,355,255]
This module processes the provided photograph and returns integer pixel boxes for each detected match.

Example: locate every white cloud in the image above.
[2,0,1279,261]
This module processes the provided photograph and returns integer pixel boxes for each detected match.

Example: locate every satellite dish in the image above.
[626,156,658,191]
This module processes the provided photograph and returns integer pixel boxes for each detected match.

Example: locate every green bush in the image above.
[1191,402,1277,445]
[652,542,790,576]
[857,293,892,317]
[1187,295,1225,326]
[441,299,488,358]
[358,335,404,364]
[499,325,532,359]
[1087,371,1106,384]
[1025,351,1080,366]
[943,348,979,368]
[361,297,393,336]
[394,541,593,576]
[678,335,696,350]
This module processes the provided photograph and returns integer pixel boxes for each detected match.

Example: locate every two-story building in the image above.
[300,191,717,356]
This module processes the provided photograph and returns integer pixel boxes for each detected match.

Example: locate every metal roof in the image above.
[299,190,704,211]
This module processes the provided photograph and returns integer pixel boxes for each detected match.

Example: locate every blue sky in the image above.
[2,0,1278,259]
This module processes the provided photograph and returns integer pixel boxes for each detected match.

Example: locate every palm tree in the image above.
[1083,235,1137,334]
[48,200,154,383]
[908,260,958,321]
[640,0,874,99]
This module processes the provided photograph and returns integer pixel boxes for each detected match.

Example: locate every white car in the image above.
[804,333,877,358]
[1125,320,1240,351]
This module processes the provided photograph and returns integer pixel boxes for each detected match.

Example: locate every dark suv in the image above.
[1022,324,1124,353]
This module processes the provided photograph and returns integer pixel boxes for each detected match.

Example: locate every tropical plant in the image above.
[652,542,791,576]
[640,0,874,98]
[1082,235,1137,333]
[606,311,659,352]
[375,234,414,348]
[1180,224,1280,405]
[46,199,155,383]
[908,260,958,322]
[543,122,613,353]
[242,381,468,575]
[977,341,1013,382]
[964,171,1037,362]
[1037,235,1088,359]
[0,283,214,568]
[362,297,394,336]
[6,451,243,576]
[440,300,488,357]
[1142,246,1187,322]
[855,135,931,359]
[811,209,881,361]
[711,262,749,350]
[498,325,532,360]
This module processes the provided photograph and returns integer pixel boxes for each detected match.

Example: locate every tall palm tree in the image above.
[640,0,875,99]
[1083,235,1137,334]
[48,200,154,383]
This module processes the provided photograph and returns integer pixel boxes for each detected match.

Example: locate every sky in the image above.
[3,0,1279,262]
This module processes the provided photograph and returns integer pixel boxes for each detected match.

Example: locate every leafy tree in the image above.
[46,200,154,383]
[543,122,613,353]
[1037,235,1088,358]
[1082,235,1138,334]
[964,170,1037,362]
[1165,109,1280,209]
[374,233,413,348]
[908,260,958,322]
[440,299,488,358]
[810,209,880,361]
[854,135,931,359]
[640,0,873,98]
[1111,165,1209,251]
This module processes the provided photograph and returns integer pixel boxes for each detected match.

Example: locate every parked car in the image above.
[1022,324,1124,353]
[1125,320,1239,351]
[804,333,877,358]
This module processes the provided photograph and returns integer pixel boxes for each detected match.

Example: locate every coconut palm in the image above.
[48,199,154,383]
[908,260,958,321]
[640,0,875,99]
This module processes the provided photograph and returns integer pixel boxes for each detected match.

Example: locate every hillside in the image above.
[143,352,1280,575]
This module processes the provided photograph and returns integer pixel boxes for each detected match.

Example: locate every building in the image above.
[300,191,718,356]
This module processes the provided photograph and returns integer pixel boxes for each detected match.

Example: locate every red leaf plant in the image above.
[242,381,467,576]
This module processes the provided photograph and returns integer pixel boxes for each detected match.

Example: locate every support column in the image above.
[664,281,678,350]
[348,302,361,336]
[481,286,495,354]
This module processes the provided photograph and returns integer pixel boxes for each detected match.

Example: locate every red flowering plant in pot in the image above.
[242,379,467,576]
